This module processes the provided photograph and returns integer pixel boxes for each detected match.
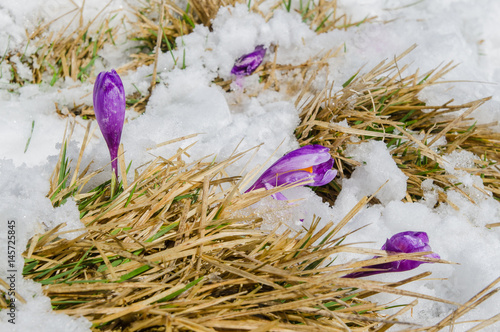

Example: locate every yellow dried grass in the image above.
[295,45,500,206]
[18,126,466,331]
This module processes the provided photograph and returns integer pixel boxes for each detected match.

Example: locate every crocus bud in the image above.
[343,231,441,278]
[93,69,126,178]
[231,45,266,87]
[246,145,337,200]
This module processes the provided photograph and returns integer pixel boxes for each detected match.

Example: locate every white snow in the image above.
[344,140,408,205]
[1,0,500,330]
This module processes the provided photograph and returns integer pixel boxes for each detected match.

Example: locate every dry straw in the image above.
[15,123,495,331]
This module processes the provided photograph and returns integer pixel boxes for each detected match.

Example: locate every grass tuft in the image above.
[295,45,500,206]
[20,127,464,331]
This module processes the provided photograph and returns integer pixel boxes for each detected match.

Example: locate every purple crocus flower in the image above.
[246,145,337,200]
[231,45,266,87]
[343,231,441,278]
[93,69,126,178]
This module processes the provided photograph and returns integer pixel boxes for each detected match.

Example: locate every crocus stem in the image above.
[110,151,119,179]
[110,147,119,198]
[110,171,117,199]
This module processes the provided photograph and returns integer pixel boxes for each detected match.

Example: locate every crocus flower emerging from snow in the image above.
[343,231,440,278]
[246,145,337,200]
[231,45,266,87]
[93,69,126,178]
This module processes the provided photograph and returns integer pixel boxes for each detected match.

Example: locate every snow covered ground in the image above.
[1,0,499,330]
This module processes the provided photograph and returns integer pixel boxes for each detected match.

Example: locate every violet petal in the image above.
[93,69,126,177]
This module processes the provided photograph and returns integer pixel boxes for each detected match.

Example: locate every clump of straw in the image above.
[295,45,500,208]
[19,125,470,331]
